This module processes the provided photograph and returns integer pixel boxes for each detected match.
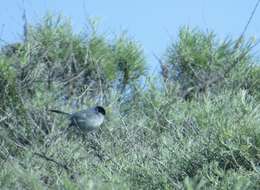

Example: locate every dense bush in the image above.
[1,14,145,104]
[162,27,260,100]
[0,15,260,189]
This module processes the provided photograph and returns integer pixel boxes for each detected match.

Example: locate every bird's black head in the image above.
[95,106,106,116]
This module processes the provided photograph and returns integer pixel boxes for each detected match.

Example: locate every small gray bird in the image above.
[49,106,106,132]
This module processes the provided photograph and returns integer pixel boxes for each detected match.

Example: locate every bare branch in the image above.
[34,152,71,173]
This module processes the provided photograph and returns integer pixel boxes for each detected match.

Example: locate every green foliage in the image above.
[1,86,260,189]
[163,27,259,99]
[0,56,17,108]
[0,15,260,189]
[184,162,260,190]
[0,13,146,103]
[244,65,260,101]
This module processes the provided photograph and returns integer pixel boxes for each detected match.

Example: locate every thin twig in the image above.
[182,0,260,99]
[34,152,71,172]
[235,0,260,48]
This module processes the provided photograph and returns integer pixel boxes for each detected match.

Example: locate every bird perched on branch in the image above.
[49,106,106,132]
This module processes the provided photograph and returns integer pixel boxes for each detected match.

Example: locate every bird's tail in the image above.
[49,109,71,116]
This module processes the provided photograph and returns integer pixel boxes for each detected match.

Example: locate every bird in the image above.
[49,106,106,132]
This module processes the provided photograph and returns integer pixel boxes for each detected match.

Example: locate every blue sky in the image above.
[0,0,259,70]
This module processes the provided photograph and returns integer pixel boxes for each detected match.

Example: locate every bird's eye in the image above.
[96,106,106,115]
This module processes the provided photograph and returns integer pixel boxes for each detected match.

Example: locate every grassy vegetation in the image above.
[0,15,260,189]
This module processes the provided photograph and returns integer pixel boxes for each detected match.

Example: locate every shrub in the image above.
[162,27,259,100]
[0,16,260,189]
